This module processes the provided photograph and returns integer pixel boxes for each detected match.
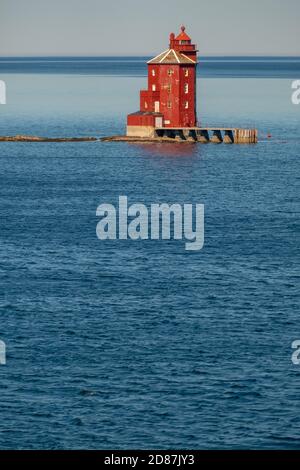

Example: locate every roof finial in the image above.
[181,25,186,32]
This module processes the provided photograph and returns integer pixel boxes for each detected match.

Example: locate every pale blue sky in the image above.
[0,0,299,56]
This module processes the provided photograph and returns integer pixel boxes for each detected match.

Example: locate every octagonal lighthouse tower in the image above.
[127,26,198,138]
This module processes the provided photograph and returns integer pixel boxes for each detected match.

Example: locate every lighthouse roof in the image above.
[175,25,191,41]
[148,49,196,65]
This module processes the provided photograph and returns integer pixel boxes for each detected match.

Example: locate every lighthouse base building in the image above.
[127,26,198,138]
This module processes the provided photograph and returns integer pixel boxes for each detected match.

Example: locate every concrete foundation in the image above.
[223,130,234,144]
[211,130,223,144]
[234,129,258,144]
[124,126,258,144]
[155,127,258,144]
[196,130,210,143]
[127,126,155,138]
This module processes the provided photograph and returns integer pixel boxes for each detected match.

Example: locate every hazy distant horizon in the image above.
[0,55,300,59]
[1,0,300,57]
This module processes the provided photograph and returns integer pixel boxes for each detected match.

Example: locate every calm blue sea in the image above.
[0,58,299,450]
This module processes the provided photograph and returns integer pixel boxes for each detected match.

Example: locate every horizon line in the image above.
[0,54,300,59]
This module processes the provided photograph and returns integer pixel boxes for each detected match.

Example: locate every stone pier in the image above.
[153,127,258,144]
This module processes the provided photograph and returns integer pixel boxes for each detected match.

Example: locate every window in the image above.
[145,102,148,109]
[185,69,189,77]
[184,83,189,94]
[167,69,173,76]
[167,101,172,109]
[152,69,156,77]
[185,101,189,109]
[152,84,156,91]
[167,83,172,93]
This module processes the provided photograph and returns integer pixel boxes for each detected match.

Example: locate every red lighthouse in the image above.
[127,26,198,138]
